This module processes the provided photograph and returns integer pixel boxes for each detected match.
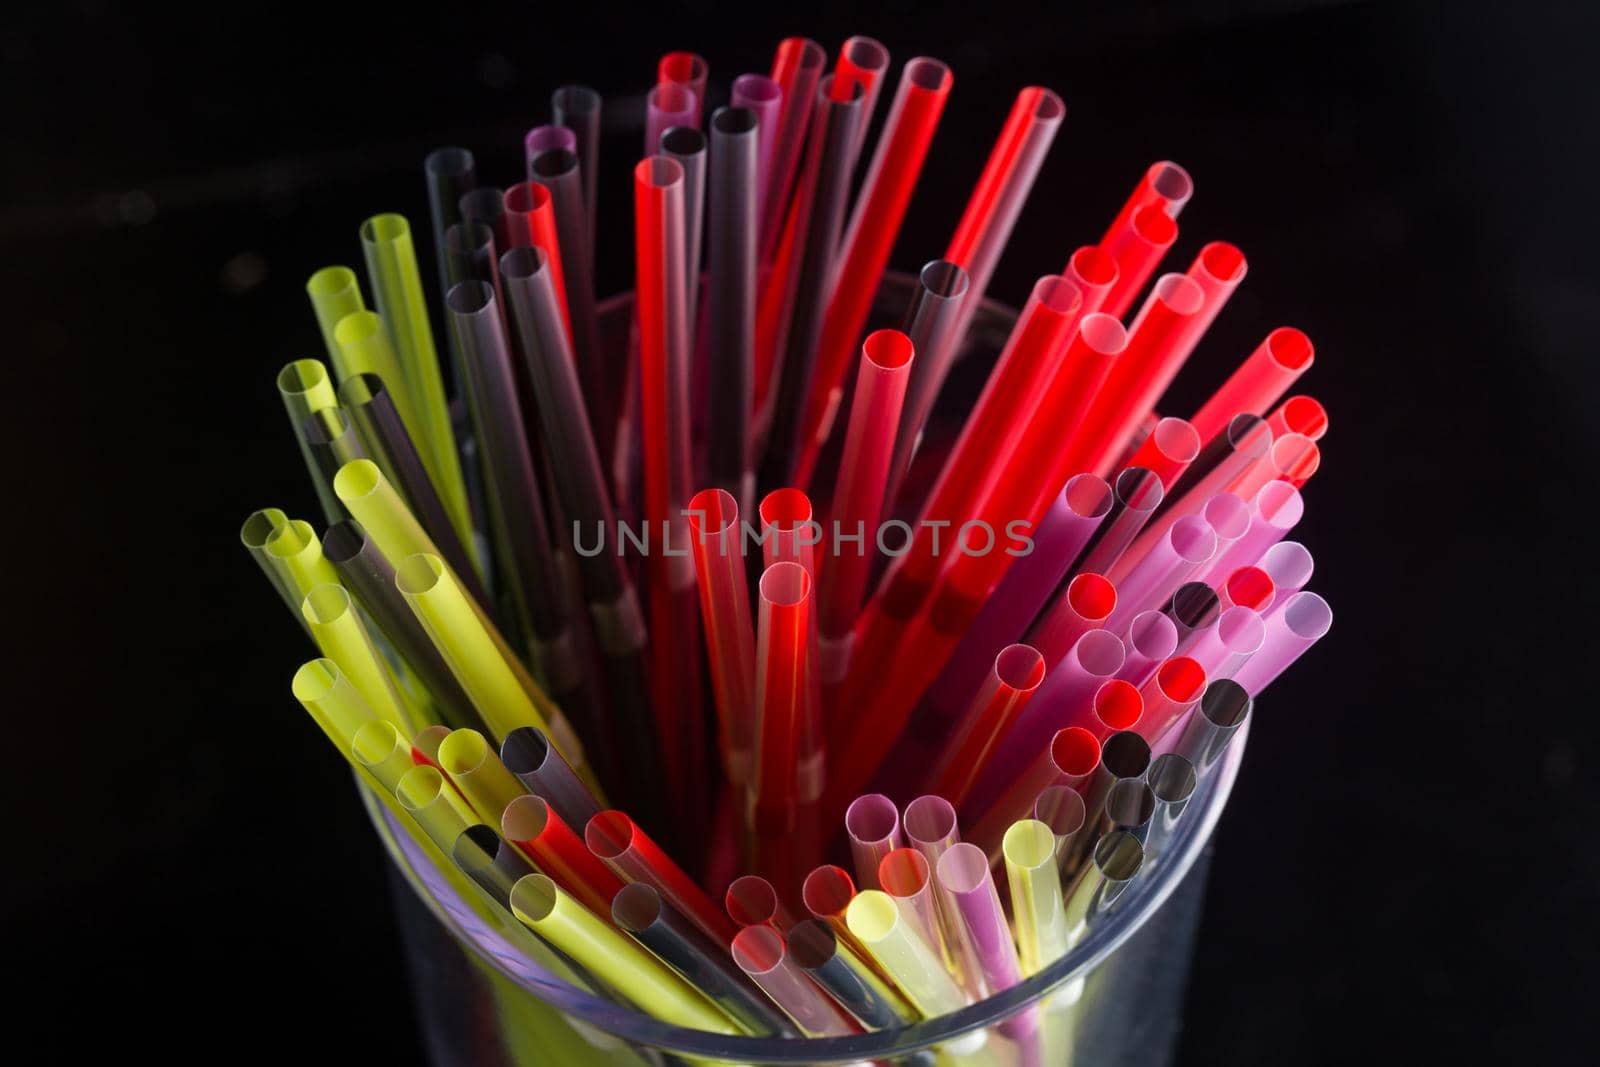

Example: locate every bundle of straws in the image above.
[245,34,1333,1056]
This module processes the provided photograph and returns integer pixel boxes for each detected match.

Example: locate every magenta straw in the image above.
[968,726,1100,863]
[902,795,961,868]
[731,74,783,210]
[844,793,901,891]
[523,125,576,178]
[1117,609,1181,688]
[1028,572,1117,667]
[1197,479,1305,586]
[935,843,1025,1000]
[731,925,858,1036]
[1257,540,1314,610]
[1232,591,1332,696]
[927,473,1112,720]
[1105,514,1218,634]
[988,629,1125,799]
[1187,606,1266,682]
[645,82,697,157]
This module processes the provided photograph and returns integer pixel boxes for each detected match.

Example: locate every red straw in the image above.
[686,488,757,788]
[657,51,709,126]
[1265,393,1329,442]
[926,644,1048,808]
[1127,416,1203,490]
[586,809,738,946]
[1063,244,1121,316]
[1029,571,1117,666]
[801,864,857,925]
[1074,677,1144,739]
[758,487,820,572]
[1221,565,1276,612]
[1183,241,1249,347]
[795,58,953,481]
[503,794,625,919]
[1190,326,1315,445]
[754,562,824,828]
[761,37,827,258]
[503,182,573,340]
[945,88,1067,278]
[1100,204,1178,319]
[967,726,1101,861]
[832,36,891,155]
[1135,656,1207,744]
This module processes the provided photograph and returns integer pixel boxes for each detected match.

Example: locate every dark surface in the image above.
[5,1,1595,1061]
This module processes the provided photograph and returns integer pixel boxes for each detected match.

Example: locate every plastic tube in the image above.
[1070,467,1165,584]
[658,51,708,125]
[1258,541,1314,610]
[1166,581,1222,652]
[359,214,470,542]
[730,74,782,215]
[460,186,509,256]
[1266,394,1329,442]
[1196,479,1304,587]
[1028,573,1117,667]
[967,727,1100,863]
[1142,752,1199,859]
[550,85,601,267]
[1232,591,1332,696]
[1181,240,1249,359]
[264,519,339,599]
[614,883,793,1037]
[585,810,737,948]
[423,147,477,304]
[705,107,760,506]
[1077,730,1154,846]
[1063,245,1120,316]
[1032,786,1087,872]
[725,876,795,932]
[1128,417,1201,491]
[886,259,972,507]
[929,473,1112,719]
[452,824,537,908]
[645,82,696,157]
[1136,657,1208,744]
[1190,327,1315,446]
[437,727,530,831]
[1105,515,1219,634]
[802,865,857,927]
[798,57,952,478]
[276,359,342,522]
[927,645,1047,808]
[523,125,575,174]
[1187,606,1265,683]
[878,848,965,989]
[935,843,1023,996]
[757,488,818,572]
[789,919,916,1030]
[1074,677,1144,740]
[844,794,901,892]
[396,764,474,852]
[1164,678,1252,775]
[1219,566,1276,615]
[760,38,826,257]
[292,657,380,753]
[1117,609,1180,688]
[685,489,757,787]
[302,583,411,733]
[306,265,366,364]
[845,890,966,1017]
[1098,778,1157,845]
[500,726,602,834]
[509,875,743,1035]
[503,794,623,919]
[731,926,857,1036]
[502,183,571,338]
[1100,204,1178,319]
[1004,819,1070,975]
[1201,492,1252,564]
[902,795,961,869]
[660,126,707,339]
[753,562,824,825]
[759,76,866,487]
[302,405,368,498]
[1063,830,1144,937]
[241,508,304,624]
[817,329,914,641]
[992,630,1124,793]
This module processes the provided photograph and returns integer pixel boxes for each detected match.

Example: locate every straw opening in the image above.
[1030,87,1067,121]
[352,720,402,764]
[1075,629,1125,676]
[1051,727,1102,777]
[1064,473,1115,520]
[1284,592,1333,639]
[1153,418,1201,463]
[1094,832,1144,880]
[424,147,474,178]
[879,848,929,896]
[905,57,952,93]
[1152,273,1205,315]
[1132,204,1178,245]
[360,213,409,243]
[1157,658,1207,703]
[276,358,327,396]
[787,920,839,969]
[437,729,490,777]
[1217,607,1265,654]
[1095,679,1143,731]
[660,51,707,84]
[1115,467,1165,513]
[1148,754,1198,804]
[1266,327,1314,371]
[1280,395,1328,439]
[1068,573,1117,623]
[1149,161,1194,205]
[1078,313,1129,355]
[759,561,811,607]
[529,147,578,179]
[687,487,739,535]
[499,728,552,776]
[934,842,990,894]
[636,156,684,188]
[302,583,351,624]
[845,891,899,941]
[843,36,889,71]
[1034,787,1087,837]
[240,509,289,549]
[584,810,638,860]
[731,73,781,103]
[995,644,1047,691]
[397,765,447,809]
[333,458,383,501]
[508,875,559,923]
[802,866,855,918]
[1203,493,1251,541]
[1258,542,1313,591]
[499,245,548,281]
[731,925,785,974]
[1170,583,1220,631]
[1170,516,1219,564]
[759,487,812,528]
[1201,680,1252,728]
[661,126,707,156]
[524,126,575,156]
[1003,819,1058,868]
[445,280,494,315]
[1033,274,1083,317]
[1198,241,1246,283]
[863,329,915,371]
[919,259,970,300]
[1101,731,1152,779]
[726,876,781,926]
[1224,567,1275,612]
[1105,780,1155,827]
[903,795,957,846]
[290,658,340,702]
[611,883,663,933]
[712,107,758,136]
[1070,245,1119,288]
[394,553,446,596]
[1255,480,1304,528]
[551,85,599,114]
[1128,611,1179,660]
[307,265,358,298]
[501,794,552,841]
[844,794,898,845]
[264,520,311,557]
[503,181,550,214]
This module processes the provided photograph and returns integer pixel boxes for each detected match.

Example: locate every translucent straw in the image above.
[1136,657,1208,744]
[1129,417,1203,491]
[844,794,901,892]
[436,727,529,828]
[1028,572,1117,667]
[760,38,826,256]
[292,658,380,753]
[1073,677,1145,740]
[1163,678,1252,775]
[1181,241,1249,362]
[550,85,601,266]
[935,843,1023,997]
[1196,479,1305,586]
[275,359,342,523]
[1004,819,1070,975]
[1098,161,1193,315]
[725,875,796,932]
[1032,786,1088,872]
[1062,831,1144,937]
[967,727,1100,863]
[789,919,916,1030]
[1187,606,1266,682]
[1257,541,1315,610]
[758,488,820,572]
[731,926,858,1036]
[686,489,758,787]
[657,51,709,127]
[1072,467,1166,583]
[302,583,411,733]
[264,519,339,600]
[1266,393,1330,442]
[1190,326,1315,446]
[396,764,475,852]
[753,562,825,831]
[500,726,602,834]
[886,259,972,506]
[1231,591,1332,696]
[878,847,967,991]
[1219,566,1276,613]
[307,265,366,365]
[660,126,707,337]
[645,82,697,157]
[1100,204,1178,319]
[846,890,967,1018]
[902,795,961,869]
[502,794,623,920]
[926,644,1047,808]
[586,810,737,950]
[1063,244,1121,316]
[1104,514,1218,634]
[240,508,303,626]
[1166,581,1222,653]
[731,74,782,214]
[705,107,760,508]
[994,630,1125,789]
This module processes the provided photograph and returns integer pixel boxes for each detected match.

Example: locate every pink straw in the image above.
[987,630,1124,799]
[1105,514,1218,633]
[1257,541,1314,610]
[902,795,961,867]
[1028,572,1117,666]
[1116,609,1180,688]
[1187,606,1266,682]
[1201,492,1252,561]
[935,843,1024,998]
[645,82,698,156]
[879,847,970,991]
[731,73,783,208]
[844,794,901,891]
[1197,480,1304,586]
[1232,591,1332,696]
[1190,326,1315,446]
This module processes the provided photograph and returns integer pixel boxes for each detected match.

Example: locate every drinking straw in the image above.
[994,630,1124,793]
[338,374,486,605]
[302,583,412,732]
[351,720,416,793]
[500,726,602,833]
[392,552,585,770]
[798,57,953,479]
[1073,677,1144,740]
[1135,657,1208,744]
[926,645,1047,809]
[1098,161,1192,315]
[613,883,795,1037]
[1166,581,1222,652]
[704,108,760,508]
[1027,573,1117,667]
[1099,778,1157,844]
[502,183,572,341]
[445,281,564,655]
[503,794,623,919]
[759,75,865,487]
[730,75,782,210]
[1266,393,1329,442]
[936,843,1025,998]
[550,85,601,264]
[1031,786,1087,871]
[845,795,901,892]
[1128,417,1202,491]
[1100,161,1193,244]
[1062,244,1120,317]
[1117,609,1181,687]
[1188,606,1266,681]
[423,147,477,298]
[1067,274,1205,479]
[1143,752,1198,859]
[788,919,916,1030]
[967,727,1099,863]
[1077,731,1154,847]
[1104,515,1218,633]
[585,810,739,947]
[264,519,340,598]
[757,488,820,571]
[1003,819,1070,975]
[1257,541,1314,610]
[845,890,966,1017]
[1190,326,1315,446]
[657,51,708,125]
[1201,492,1252,564]
[276,359,343,522]
[1232,590,1332,696]
[660,127,707,337]
[240,509,304,625]
[730,926,858,1036]
[306,266,366,363]
[816,329,914,645]
[459,186,510,256]
[683,490,756,789]
[437,727,530,827]
[441,219,501,307]
[510,875,744,1035]
[359,214,471,543]
[753,562,824,840]
[928,473,1113,720]
[645,83,697,158]
[1219,566,1276,615]
[452,824,538,911]
[832,36,890,159]
[725,876,796,932]
[801,864,861,939]
[902,795,961,868]
[1070,467,1165,584]
[523,125,575,175]
[1267,432,1322,490]
[1197,483,1303,590]
[885,259,971,506]
[397,764,476,852]
[409,724,452,770]
[302,406,369,493]
[759,38,826,257]
[292,657,380,753]
[1164,678,1252,775]
[1062,831,1144,936]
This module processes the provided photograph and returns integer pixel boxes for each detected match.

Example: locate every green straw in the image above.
[306,266,366,363]
[302,583,414,734]
[276,359,343,522]
[1003,819,1070,976]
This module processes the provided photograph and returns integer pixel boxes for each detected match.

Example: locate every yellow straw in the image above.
[333,310,412,419]
[292,658,381,752]
[306,266,366,364]
[335,459,440,565]
[351,720,417,794]
[508,874,745,1036]
[396,764,479,849]
[265,519,340,599]
[302,583,413,733]
[1003,819,1071,976]
[845,889,966,1018]
[436,728,530,828]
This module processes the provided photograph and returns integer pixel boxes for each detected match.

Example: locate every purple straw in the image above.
[1187,605,1266,681]
[645,82,697,157]
[1231,591,1332,696]
[1116,610,1180,688]
[1104,514,1217,634]
[1197,479,1304,586]
[1257,540,1314,610]
[844,793,901,891]
[731,74,783,223]
[935,843,1025,1001]
[523,125,576,179]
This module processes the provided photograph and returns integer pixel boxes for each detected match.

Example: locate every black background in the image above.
[6,0,1596,1061]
